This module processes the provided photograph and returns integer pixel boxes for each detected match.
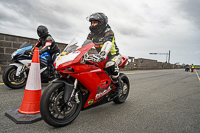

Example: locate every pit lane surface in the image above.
[0,69,200,133]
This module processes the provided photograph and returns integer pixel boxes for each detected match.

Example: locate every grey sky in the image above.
[0,0,199,65]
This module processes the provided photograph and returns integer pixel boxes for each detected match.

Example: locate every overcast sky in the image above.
[0,0,199,65]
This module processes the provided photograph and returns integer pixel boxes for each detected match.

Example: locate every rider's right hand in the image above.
[89,54,104,63]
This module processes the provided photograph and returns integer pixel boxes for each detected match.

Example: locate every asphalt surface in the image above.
[0,69,200,133]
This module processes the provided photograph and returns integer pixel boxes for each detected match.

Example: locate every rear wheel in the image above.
[113,73,130,104]
[40,82,82,127]
[2,65,27,89]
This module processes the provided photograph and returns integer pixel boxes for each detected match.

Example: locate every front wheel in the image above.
[113,73,130,104]
[40,82,82,127]
[2,65,27,89]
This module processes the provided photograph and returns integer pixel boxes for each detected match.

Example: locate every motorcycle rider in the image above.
[32,25,60,60]
[31,25,60,76]
[86,12,122,88]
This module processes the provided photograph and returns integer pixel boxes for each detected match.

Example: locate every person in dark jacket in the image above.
[31,25,60,76]
[32,25,60,61]
[86,12,122,87]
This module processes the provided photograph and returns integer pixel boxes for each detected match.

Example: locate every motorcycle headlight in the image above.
[11,51,17,59]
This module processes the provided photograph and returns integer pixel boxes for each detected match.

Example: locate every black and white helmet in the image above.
[37,25,48,38]
[87,12,108,33]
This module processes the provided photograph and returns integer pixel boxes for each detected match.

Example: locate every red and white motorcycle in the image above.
[40,38,130,127]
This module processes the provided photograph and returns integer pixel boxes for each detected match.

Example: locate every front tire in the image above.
[40,82,82,127]
[113,73,130,104]
[2,65,27,89]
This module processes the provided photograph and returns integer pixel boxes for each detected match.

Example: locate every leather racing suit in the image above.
[87,24,121,79]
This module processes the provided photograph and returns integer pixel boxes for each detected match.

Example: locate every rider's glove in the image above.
[89,54,104,63]
[92,51,106,62]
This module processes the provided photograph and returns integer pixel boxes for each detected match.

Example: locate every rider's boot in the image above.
[112,74,121,93]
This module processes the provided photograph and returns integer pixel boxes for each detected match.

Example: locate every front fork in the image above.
[9,63,27,77]
[64,79,80,106]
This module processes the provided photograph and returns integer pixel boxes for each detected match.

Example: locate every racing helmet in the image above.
[37,25,48,38]
[88,12,108,33]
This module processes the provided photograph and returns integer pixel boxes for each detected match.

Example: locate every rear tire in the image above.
[113,73,130,104]
[40,82,82,127]
[2,65,27,89]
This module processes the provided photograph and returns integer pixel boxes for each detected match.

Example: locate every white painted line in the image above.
[195,69,200,82]
[124,73,135,75]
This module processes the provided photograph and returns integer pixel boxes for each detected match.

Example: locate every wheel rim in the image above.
[8,68,26,85]
[49,88,77,119]
[118,81,129,100]
[122,84,128,95]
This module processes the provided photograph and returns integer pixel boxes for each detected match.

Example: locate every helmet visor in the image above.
[86,13,102,22]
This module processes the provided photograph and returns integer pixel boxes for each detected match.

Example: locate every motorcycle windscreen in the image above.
[19,42,32,48]
[55,38,94,69]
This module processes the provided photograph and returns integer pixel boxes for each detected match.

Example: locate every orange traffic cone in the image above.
[5,47,42,123]
[18,47,41,114]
